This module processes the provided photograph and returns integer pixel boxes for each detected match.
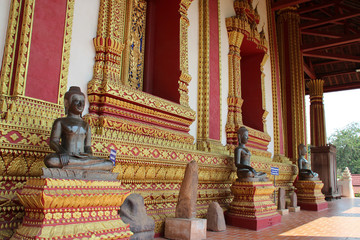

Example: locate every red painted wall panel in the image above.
[25,0,66,103]
[240,38,265,132]
[241,52,264,131]
[209,0,220,140]
[144,0,181,103]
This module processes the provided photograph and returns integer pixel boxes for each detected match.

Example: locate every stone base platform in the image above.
[277,209,289,215]
[225,212,281,231]
[165,218,206,240]
[298,202,328,211]
[295,180,328,212]
[225,181,281,231]
[288,206,300,212]
[11,178,133,239]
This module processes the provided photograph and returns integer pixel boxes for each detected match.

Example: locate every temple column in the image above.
[197,0,225,153]
[277,7,306,161]
[308,79,340,199]
[307,79,326,146]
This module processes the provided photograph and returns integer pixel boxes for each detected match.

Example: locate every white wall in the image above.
[0,1,11,67]
[220,0,235,145]
[67,0,100,115]
[256,0,274,156]
[188,0,200,142]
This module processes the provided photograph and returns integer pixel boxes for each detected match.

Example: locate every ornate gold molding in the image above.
[225,31,244,146]
[88,0,196,143]
[277,6,306,160]
[196,0,225,153]
[307,79,326,146]
[123,0,147,90]
[13,0,35,96]
[197,0,210,148]
[265,0,282,155]
[58,0,75,105]
[225,0,270,152]
[261,54,269,133]
[0,0,21,95]
[178,0,194,107]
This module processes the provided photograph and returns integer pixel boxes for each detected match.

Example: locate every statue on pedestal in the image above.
[44,86,113,171]
[235,127,267,181]
[298,144,319,180]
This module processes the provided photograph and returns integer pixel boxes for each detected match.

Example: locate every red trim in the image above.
[154,232,162,238]
[25,0,66,103]
[209,0,220,140]
[143,0,181,103]
[283,24,295,158]
[239,36,266,132]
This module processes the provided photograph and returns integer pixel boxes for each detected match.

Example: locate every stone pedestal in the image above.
[295,180,328,211]
[288,206,300,212]
[338,168,354,198]
[165,218,206,240]
[338,179,355,198]
[11,178,133,239]
[225,181,281,231]
[311,145,341,200]
[277,209,289,215]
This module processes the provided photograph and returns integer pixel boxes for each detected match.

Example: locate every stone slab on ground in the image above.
[206,202,226,232]
[224,212,282,231]
[165,218,206,240]
[277,209,289,215]
[298,201,328,211]
[288,206,301,212]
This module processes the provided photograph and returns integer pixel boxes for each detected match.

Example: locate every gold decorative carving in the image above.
[13,0,35,96]
[12,179,133,239]
[225,0,269,151]
[307,79,326,146]
[265,0,282,154]
[126,0,147,90]
[58,0,75,106]
[91,0,127,88]
[196,0,225,153]
[179,0,195,107]
[0,0,21,95]
[261,54,269,133]
[277,7,306,160]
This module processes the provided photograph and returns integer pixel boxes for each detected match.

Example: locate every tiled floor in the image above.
[156,197,360,239]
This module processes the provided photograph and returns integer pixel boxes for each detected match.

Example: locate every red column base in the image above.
[224,212,281,231]
[298,202,328,211]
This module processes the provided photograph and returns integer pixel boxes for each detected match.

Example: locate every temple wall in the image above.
[187,0,199,141]
[0,0,11,66]
[0,0,296,238]
[67,0,100,115]
[61,0,274,151]
[258,1,275,156]
[219,0,233,146]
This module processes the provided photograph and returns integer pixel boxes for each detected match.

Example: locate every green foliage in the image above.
[328,122,360,174]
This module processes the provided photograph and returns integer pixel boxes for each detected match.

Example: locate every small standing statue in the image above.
[298,144,319,180]
[44,86,113,171]
[235,127,267,181]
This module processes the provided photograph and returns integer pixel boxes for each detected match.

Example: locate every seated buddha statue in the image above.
[235,127,267,182]
[298,144,319,180]
[44,86,113,171]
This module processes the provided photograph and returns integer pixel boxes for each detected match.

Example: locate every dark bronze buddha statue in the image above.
[44,86,113,171]
[234,127,267,182]
[298,144,319,180]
